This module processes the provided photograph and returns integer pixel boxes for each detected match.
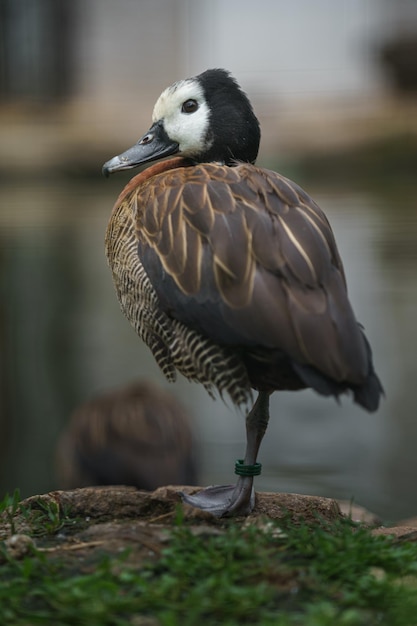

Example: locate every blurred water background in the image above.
[1,0,417,522]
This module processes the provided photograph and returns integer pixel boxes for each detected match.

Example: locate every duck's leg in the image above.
[181,391,271,517]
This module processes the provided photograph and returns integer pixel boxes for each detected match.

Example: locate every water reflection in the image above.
[0,176,416,521]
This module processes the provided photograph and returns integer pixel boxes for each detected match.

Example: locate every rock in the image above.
[19,485,345,525]
[2,534,36,560]
[10,485,414,569]
[0,486,351,569]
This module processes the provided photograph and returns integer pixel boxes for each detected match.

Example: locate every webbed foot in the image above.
[181,477,255,517]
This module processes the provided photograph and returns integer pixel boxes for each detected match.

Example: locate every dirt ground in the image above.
[1,486,417,571]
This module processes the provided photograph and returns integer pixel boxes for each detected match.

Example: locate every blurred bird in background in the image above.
[55,380,198,491]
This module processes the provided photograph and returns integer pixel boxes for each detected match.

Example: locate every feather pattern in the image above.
[105,160,252,406]
[105,156,378,408]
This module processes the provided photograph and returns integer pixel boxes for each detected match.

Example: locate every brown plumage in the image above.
[56,381,197,491]
[106,157,374,405]
[103,68,383,516]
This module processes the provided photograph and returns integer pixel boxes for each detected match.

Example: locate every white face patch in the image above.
[152,79,212,157]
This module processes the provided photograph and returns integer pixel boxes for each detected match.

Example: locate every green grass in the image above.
[0,489,77,539]
[1,493,417,625]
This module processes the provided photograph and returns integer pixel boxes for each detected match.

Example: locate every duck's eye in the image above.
[181,99,199,114]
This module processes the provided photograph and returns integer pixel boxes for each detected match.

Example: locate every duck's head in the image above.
[103,69,260,176]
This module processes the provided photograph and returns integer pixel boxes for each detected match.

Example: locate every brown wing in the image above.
[133,161,368,386]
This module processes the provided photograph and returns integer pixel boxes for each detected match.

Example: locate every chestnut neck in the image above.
[116,157,191,205]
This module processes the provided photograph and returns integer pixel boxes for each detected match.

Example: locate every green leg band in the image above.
[234,459,262,477]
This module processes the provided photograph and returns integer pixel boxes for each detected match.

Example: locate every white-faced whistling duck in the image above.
[102,68,383,517]
[56,381,197,490]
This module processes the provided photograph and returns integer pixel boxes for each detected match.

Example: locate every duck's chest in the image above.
[105,198,153,318]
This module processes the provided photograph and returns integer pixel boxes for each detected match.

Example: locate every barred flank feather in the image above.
[105,187,252,407]
[168,320,252,406]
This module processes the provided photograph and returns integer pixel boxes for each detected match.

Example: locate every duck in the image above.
[55,380,198,491]
[102,68,383,517]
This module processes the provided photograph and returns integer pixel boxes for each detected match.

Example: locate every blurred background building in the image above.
[1,0,416,170]
[0,0,416,521]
